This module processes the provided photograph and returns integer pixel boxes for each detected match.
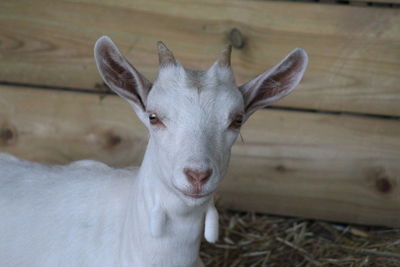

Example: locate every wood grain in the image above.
[0,0,399,116]
[1,85,399,227]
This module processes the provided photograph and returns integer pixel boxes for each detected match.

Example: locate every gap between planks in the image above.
[1,81,399,122]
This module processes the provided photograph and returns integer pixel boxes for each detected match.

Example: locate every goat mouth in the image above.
[182,191,212,199]
[173,186,212,199]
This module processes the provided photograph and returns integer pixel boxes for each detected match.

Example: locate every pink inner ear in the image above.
[241,48,308,115]
[96,40,146,110]
[253,56,302,98]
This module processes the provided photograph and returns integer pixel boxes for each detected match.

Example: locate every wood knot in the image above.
[87,127,125,151]
[107,134,122,147]
[371,168,395,194]
[375,177,392,194]
[228,28,245,49]
[92,129,123,150]
[275,164,286,172]
[0,122,17,146]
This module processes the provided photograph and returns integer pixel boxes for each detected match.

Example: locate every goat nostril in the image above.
[184,168,212,185]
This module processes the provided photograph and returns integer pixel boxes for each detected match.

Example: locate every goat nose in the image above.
[184,168,212,186]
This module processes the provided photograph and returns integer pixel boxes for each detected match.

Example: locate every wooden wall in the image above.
[0,0,399,227]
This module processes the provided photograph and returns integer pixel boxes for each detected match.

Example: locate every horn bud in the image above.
[217,44,232,67]
[157,41,177,67]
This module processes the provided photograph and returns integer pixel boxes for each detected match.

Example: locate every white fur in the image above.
[150,201,166,237]
[0,36,308,267]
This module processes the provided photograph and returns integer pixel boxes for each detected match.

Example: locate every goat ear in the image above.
[94,36,152,112]
[239,48,308,118]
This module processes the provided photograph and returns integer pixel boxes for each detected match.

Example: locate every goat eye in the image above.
[229,114,244,129]
[149,113,160,125]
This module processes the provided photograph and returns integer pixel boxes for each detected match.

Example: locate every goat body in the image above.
[0,154,131,266]
[0,153,207,267]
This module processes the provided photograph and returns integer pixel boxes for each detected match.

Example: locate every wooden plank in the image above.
[0,88,148,167]
[0,85,399,227]
[0,0,399,116]
[350,0,400,4]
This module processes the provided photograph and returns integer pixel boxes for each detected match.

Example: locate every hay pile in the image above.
[200,209,400,266]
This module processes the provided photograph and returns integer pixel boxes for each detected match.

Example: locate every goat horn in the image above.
[157,41,177,67]
[217,44,232,67]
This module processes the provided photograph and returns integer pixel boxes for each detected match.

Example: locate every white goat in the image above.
[0,36,308,267]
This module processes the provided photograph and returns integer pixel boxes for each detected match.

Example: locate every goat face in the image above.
[145,63,244,204]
